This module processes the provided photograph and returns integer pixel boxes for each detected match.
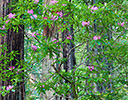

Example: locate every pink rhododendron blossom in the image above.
[27,9,33,14]
[91,6,98,11]
[121,22,125,27]
[88,66,94,71]
[82,21,90,27]
[36,33,39,35]
[52,38,59,43]
[32,32,36,37]
[6,20,10,24]
[93,36,101,40]
[98,36,101,39]
[34,0,39,3]
[31,44,37,51]
[43,85,44,87]
[1,26,5,30]
[67,35,72,40]
[8,13,15,19]
[93,36,98,40]
[62,4,66,6]
[52,39,56,41]
[118,23,120,25]
[118,22,124,27]
[57,12,63,18]
[51,15,58,20]
[9,66,15,70]
[43,17,48,19]
[50,0,58,4]
[30,14,37,19]
[43,11,45,13]
[6,85,14,90]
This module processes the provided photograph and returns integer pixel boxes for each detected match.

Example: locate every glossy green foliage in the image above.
[0,0,128,99]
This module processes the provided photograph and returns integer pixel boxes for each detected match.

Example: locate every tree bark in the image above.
[0,0,25,99]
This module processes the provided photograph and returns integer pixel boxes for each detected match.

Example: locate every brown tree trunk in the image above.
[0,0,25,100]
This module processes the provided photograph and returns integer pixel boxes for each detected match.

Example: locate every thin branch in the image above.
[112,30,126,44]
[67,42,85,59]
[34,36,41,43]
[51,64,72,84]
[25,32,41,43]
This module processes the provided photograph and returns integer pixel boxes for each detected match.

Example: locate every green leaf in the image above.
[97,41,100,45]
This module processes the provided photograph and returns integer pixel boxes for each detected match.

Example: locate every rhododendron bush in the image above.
[0,0,128,99]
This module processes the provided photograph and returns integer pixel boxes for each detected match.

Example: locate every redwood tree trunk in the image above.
[0,0,25,99]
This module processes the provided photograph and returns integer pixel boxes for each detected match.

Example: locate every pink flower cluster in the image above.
[6,85,14,90]
[93,36,101,40]
[8,13,15,19]
[0,13,15,30]
[9,66,15,70]
[27,9,33,14]
[32,32,39,37]
[31,44,37,51]
[34,0,39,3]
[43,17,48,20]
[67,35,72,40]
[50,0,58,4]
[118,22,124,27]
[51,15,58,20]
[82,21,90,27]
[6,20,10,24]
[62,4,66,6]
[51,11,63,20]
[27,9,37,19]
[52,38,59,43]
[88,66,94,71]
[30,15,37,19]
[57,12,63,18]
[91,6,98,11]
[40,85,45,88]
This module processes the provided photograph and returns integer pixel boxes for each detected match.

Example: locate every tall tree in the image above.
[0,0,25,99]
